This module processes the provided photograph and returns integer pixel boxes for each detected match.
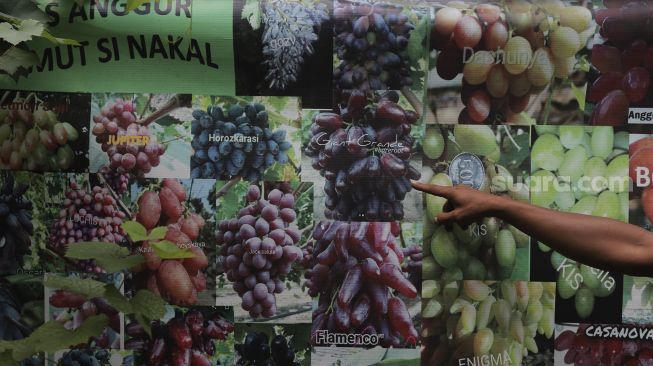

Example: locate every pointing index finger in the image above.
[411,180,454,198]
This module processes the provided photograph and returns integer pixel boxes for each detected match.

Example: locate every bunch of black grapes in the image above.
[235,332,300,366]
[0,172,33,274]
[333,0,415,91]
[57,348,110,366]
[305,90,420,221]
[191,103,292,182]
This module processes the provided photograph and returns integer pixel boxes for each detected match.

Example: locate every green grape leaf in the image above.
[7,315,109,361]
[134,313,152,338]
[241,0,261,31]
[148,226,167,240]
[0,46,38,77]
[0,20,42,45]
[0,350,14,366]
[0,0,50,23]
[103,285,133,314]
[65,242,145,273]
[122,220,148,241]
[44,275,106,299]
[151,240,195,259]
[405,15,428,63]
[131,289,167,320]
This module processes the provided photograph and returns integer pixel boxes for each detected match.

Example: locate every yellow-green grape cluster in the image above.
[531,126,626,318]
[421,280,555,366]
[432,1,593,123]
[424,125,530,281]
[0,106,79,171]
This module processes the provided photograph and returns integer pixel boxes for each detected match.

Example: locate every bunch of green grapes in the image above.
[424,125,530,281]
[421,280,556,365]
[0,106,79,171]
[531,125,628,319]
[432,1,593,123]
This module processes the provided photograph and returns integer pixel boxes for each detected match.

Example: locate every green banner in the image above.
[1,0,235,94]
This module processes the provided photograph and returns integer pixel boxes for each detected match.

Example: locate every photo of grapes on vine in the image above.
[190,96,301,183]
[46,273,124,351]
[125,306,235,366]
[0,171,45,275]
[0,90,89,171]
[125,178,216,307]
[0,274,45,366]
[215,181,312,323]
[333,0,429,95]
[42,173,130,274]
[530,126,626,323]
[89,93,192,178]
[304,221,421,348]
[585,1,653,125]
[235,323,310,366]
[302,90,423,222]
[422,124,531,281]
[428,1,592,125]
[233,0,333,108]
[421,280,556,366]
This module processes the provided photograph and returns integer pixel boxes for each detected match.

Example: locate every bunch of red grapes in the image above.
[401,244,421,294]
[47,180,127,273]
[131,179,208,306]
[588,1,653,125]
[126,309,234,366]
[555,324,653,365]
[303,221,418,347]
[49,290,121,349]
[305,90,420,221]
[216,184,303,318]
[92,99,166,177]
[630,136,653,224]
[432,2,589,123]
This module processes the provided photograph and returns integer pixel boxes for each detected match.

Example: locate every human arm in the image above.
[412,181,653,277]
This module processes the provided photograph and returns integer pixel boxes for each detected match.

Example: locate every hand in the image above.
[411,180,502,228]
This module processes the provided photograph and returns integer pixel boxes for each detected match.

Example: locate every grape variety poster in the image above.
[1,1,653,366]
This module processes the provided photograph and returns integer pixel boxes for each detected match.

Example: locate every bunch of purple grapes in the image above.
[126,309,234,366]
[92,99,166,177]
[333,0,416,91]
[99,166,129,195]
[215,184,303,318]
[302,221,418,347]
[305,90,420,221]
[47,180,127,272]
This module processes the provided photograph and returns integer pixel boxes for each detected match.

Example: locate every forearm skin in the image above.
[494,197,653,277]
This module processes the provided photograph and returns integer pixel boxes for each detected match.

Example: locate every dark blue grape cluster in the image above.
[57,348,109,366]
[190,103,292,182]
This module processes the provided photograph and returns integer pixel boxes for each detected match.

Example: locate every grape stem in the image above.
[139,93,153,119]
[501,125,521,152]
[96,172,133,219]
[161,135,186,145]
[0,91,9,106]
[215,176,242,199]
[136,94,189,126]
[292,182,306,198]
